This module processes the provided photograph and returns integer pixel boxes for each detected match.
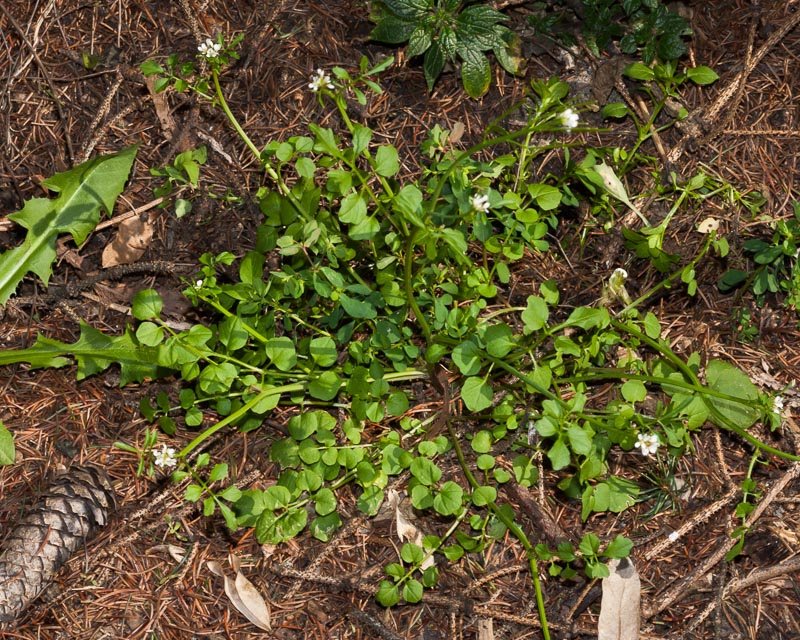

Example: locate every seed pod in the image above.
[0,466,115,624]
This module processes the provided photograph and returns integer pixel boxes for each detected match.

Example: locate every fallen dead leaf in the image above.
[388,489,434,571]
[145,75,176,141]
[208,555,271,631]
[598,557,640,640]
[102,213,154,267]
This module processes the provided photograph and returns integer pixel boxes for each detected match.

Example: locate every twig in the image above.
[643,461,800,619]
[668,8,800,163]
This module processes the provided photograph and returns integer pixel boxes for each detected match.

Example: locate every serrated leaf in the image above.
[384,0,432,19]
[0,322,165,385]
[407,26,433,57]
[423,41,446,90]
[371,15,417,44]
[458,46,491,98]
[0,145,138,304]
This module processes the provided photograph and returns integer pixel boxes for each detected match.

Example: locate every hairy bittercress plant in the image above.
[0,35,793,640]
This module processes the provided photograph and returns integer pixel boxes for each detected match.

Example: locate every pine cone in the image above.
[0,466,115,623]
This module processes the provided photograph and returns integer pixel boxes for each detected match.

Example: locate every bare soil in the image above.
[1,1,800,639]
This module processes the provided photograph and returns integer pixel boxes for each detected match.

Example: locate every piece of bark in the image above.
[0,466,115,623]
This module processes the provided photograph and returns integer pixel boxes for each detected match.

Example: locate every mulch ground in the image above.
[1,0,800,638]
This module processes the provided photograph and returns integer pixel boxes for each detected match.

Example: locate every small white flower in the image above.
[773,395,785,417]
[153,444,178,469]
[634,432,660,458]
[195,279,204,288]
[559,108,579,132]
[471,193,490,213]
[198,38,222,59]
[308,68,334,92]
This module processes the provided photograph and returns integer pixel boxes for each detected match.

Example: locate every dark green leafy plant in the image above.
[150,145,207,218]
[528,0,691,64]
[719,201,800,309]
[369,0,522,97]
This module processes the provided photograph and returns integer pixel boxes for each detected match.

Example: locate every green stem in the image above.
[618,234,713,314]
[404,230,432,344]
[609,321,800,461]
[179,381,304,458]
[447,423,550,640]
[212,71,262,165]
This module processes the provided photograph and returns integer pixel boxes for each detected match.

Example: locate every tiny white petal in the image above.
[773,395,785,416]
[634,432,660,458]
[559,108,579,132]
[308,68,333,93]
[668,531,680,542]
[471,194,490,213]
[153,444,178,469]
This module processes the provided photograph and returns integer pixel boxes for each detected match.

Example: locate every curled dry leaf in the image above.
[388,489,434,571]
[598,557,640,640]
[151,544,186,564]
[102,213,154,268]
[208,557,271,631]
[697,217,720,234]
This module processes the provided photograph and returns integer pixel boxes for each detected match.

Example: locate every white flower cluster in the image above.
[634,432,660,458]
[308,68,334,93]
[559,108,579,132]
[153,444,178,469]
[471,193,490,213]
[198,38,222,59]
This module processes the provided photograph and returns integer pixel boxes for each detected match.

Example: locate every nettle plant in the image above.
[528,0,691,64]
[369,0,523,97]
[0,38,793,632]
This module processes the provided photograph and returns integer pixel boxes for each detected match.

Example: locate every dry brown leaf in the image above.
[150,544,186,563]
[208,557,271,631]
[145,75,176,140]
[598,557,640,640]
[101,213,154,267]
[388,489,434,571]
[477,618,494,640]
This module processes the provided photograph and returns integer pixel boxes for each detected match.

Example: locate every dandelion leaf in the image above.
[0,145,139,304]
[0,322,165,386]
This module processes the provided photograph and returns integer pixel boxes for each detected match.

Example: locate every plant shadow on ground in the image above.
[1,0,800,639]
